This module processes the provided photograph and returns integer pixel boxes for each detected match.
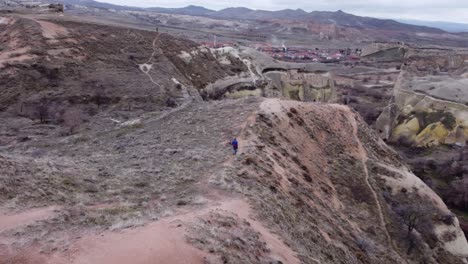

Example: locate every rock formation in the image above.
[376,71,468,147]
[200,46,336,102]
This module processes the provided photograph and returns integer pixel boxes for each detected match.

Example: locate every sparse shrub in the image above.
[348,96,359,104]
[8,53,22,58]
[355,236,375,255]
[441,231,458,242]
[165,97,177,108]
[134,181,148,188]
[350,183,373,203]
[63,107,82,135]
[353,85,368,94]
[366,89,384,100]
[244,157,255,165]
[302,172,312,182]
[30,48,46,56]
[86,105,98,116]
[34,64,60,80]
[440,214,456,226]
[291,155,301,166]
[94,85,107,109]
[48,102,66,123]
[414,111,457,131]
[396,136,413,146]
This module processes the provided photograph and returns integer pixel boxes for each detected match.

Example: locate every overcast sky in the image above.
[98,0,468,23]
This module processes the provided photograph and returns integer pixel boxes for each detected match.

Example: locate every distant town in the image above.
[200,41,362,63]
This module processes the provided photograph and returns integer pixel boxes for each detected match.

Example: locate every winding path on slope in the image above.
[138,33,162,89]
[345,107,404,260]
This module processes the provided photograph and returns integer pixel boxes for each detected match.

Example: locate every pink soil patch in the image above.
[44,199,298,264]
[58,218,210,264]
[0,207,56,233]
[35,20,69,39]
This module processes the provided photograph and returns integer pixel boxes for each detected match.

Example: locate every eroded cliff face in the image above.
[198,46,337,103]
[376,71,468,147]
[263,69,335,102]
[404,49,468,74]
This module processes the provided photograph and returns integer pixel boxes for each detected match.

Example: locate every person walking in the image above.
[231,138,239,155]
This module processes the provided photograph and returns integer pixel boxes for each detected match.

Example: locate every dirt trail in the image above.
[138,33,162,88]
[62,217,208,264]
[342,105,401,257]
[0,207,56,233]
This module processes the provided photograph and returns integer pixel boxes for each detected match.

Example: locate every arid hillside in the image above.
[0,11,468,264]
[1,94,467,263]
[0,14,246,118]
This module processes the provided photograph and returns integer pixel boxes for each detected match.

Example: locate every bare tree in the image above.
[395,203,435,254]
[15,99,25,117]
[448,176,468,210]
[94,85,107,109]
[63,107,82,135]
[35,100,50,124]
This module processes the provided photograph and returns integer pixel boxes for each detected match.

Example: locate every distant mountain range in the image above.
[7,0,467,34]
[396,19,468,33]
[144,5,445,34]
